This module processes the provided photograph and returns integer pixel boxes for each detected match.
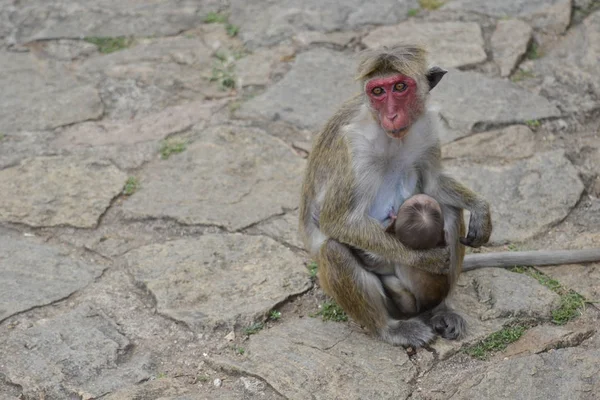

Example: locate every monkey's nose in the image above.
[387,114,398,121]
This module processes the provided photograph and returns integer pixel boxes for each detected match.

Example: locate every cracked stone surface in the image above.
[1,1,600,399]
[124,234,311,331]
[229,0,419,49]
[363,21,487,68]
[431,69,561,142]
[442,0,572,35]
[491,19,533,77]
[6,0,217,44]
[520,10,600,114]
[212,317,416,400]
[120,124,305,230]
[0,51,103,133]
[0,156,127,228]
[446,151,584,244]
[0,232,104,323]
[415,346,600,400]
[0,305,151,400]
[237,48,357,130]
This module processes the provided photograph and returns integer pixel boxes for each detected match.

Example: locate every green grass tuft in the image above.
[407,8,420,17]
[204,12,228,23]
[526,42,543,60]
[123,177,139,196]
[84,37,131,54]
[307,261,318,278]
[226,23,240,37]
[511,69,536,82]
[526,119,541,129]
[160,139,188,159]
[465,325,527,360]
[510,267,586,325]
[244,322,265,335]
[311,301,348,322]
[419,0,445,10]
[269,310,282,320]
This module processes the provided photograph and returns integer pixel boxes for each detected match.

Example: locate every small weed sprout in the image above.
[311,301,348,322]
[244,322,265,335]
[465,325,526,360]
[204,12,228,23]
[269,310,282,320]
[419,0,445,10]
[84,37,132,54]
[123,177,139,196]
[307,261,318,278]
[160,139,188,159]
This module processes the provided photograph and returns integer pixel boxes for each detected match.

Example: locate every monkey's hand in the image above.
[410,246,451,275]
[460,202,492,248]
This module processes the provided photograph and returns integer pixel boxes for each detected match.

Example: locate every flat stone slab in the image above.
[120,124,305,231]
[429,268,562,359]
[56,100,227,147]
[0,305,150,399]
[8,0,212,44]
[491,19,532,77]
[415,347,600,400]
[446,151,584,244]
[0,233,104,323]
[124,234,311,331]
[249,210,304,249]
[77,36,225,119]
[431,69,561,142]
[443,125,536,163]
[0,156,127,228]
[442,0,571,35]
[363,21,486,68]
[237,48,357,130]
[522,10,600,113]
[230,0,419,49]
[212,317,416,400]
[0,51,103,133]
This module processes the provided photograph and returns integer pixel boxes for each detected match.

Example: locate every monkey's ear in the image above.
[426,66,447,91]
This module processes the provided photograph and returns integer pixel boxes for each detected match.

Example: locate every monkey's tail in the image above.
[463,249,600,271]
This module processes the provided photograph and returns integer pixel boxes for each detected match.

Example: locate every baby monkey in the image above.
[379,194,450,317]
[389,194,446,250]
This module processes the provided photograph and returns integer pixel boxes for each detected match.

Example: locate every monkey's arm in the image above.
[463,249,600,271]
[319,187,450,275]
[427,173,492,248]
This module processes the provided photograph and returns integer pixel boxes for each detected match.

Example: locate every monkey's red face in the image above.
[365,74,423,139]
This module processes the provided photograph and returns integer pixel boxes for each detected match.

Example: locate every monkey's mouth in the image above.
[387,126,409,139]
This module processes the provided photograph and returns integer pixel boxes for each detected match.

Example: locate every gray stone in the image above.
[0,306,151,399]
[249,210,304,249]
[0,233,104,323]
[230,0,419,49]
[363,21,487,68]
[467,269,561,321]
[446,151,584,244]
[237,49,357,130]
[0,51,103,133]
[120,125,305,231]
[524,11,600,113]
[56,100,227,147]
[212,317,416,400]
[497,325,595,360]
[442,0,572,35]
[78,37,221,119]
[0,130,58,170]
[415,347,600,400]
[442,125,536,163]
[235,46,296,87]
[541,262,600,302]
[491,19,533,77]
[125,234,311,331]
[293,30,358,47]
[0,156,127,228]
[430,69,561,142]
[27,39,98,60]
[8,0,215,44]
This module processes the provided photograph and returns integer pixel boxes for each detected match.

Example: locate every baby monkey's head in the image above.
[394,194,445,250]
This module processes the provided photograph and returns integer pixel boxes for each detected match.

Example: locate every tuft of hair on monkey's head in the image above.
[355,44,429,83]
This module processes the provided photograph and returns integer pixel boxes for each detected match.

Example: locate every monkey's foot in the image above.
[380,318,436,348]
[430,310,466,340]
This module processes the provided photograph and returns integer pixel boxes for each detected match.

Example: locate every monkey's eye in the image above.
[371,87,384,96]
[394,82,407,92]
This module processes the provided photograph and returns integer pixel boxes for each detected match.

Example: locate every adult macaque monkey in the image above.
[299,45,491,347]
[300,44,600,348]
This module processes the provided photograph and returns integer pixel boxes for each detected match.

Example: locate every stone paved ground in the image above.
[1,0,600,399]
